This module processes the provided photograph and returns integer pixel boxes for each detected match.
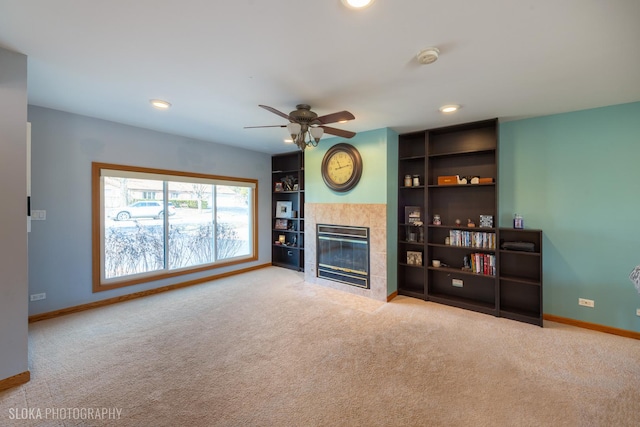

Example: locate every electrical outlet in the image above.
[636,308,640,317]
[452,279,463,288]
[578,298,594,308]
[30,293,46,301]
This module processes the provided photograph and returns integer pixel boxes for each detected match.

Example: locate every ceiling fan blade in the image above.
[244,125,287,129]
[314,110,355,125]
[259,105,292,121]
[320,126,356,139]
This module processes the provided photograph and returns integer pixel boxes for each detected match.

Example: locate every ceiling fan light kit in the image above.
[286,122,324,148]
[417,47,440,65]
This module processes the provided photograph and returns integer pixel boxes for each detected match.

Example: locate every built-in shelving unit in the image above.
[272,151,304,271]
[499,228,543,326]
[397,131,427,300]
[397,119,542,326]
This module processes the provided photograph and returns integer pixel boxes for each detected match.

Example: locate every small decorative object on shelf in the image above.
[275,219,288,230]
[433,214,441,225]
[404,175,412,187]
[293,184,299,191]
[412,175,420,186]
[406,222,422,243]
[470,176,480,184]
[431,259,441,268]
[281,175,296,191]
[405,206,422,224]
[437,175,458,185]
[275,201,293,218]
[513,214,524,229]
[278,235,286,244]
[407,251,423,266]
[407,230,417,242]
[467,219,476,227]
[457,175,468,185]
[479,215,493,228]
[455,218,462,226]
[274,182,283,192]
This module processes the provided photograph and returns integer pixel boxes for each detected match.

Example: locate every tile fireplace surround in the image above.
[305,203,387,301]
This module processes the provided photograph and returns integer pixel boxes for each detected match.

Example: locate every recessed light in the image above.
[439,104,460,113]
[150,99,171,110]
[341,0,375,9]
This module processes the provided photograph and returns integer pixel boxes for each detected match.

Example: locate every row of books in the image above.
[449,230,496,249]
[469,253,496,276]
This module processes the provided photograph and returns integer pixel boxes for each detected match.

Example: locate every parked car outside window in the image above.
[109,201,176,221]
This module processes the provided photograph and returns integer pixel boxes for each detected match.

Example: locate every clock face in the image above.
[321,143,362,192]
[326,151,355,185]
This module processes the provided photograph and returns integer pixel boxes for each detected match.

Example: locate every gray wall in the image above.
[27,106,272,315]
[0,47,29,381]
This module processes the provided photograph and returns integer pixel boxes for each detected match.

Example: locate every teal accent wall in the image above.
[306,129,392,204]
[305,128,399,296]
[500,101,640,332]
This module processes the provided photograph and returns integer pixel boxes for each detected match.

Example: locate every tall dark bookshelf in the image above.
[397,131,427,299]
[272,151,304,271]
[426,120,499,317]
[397,119,542,326]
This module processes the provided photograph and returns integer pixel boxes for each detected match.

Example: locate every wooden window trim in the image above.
[92,162,259,292]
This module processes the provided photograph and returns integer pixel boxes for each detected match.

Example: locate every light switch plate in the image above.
[31,210,46,220]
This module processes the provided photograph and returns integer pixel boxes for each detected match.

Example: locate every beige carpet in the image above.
[1,266,639,426]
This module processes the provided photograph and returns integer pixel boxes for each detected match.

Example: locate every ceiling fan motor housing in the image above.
[290,104,319,124]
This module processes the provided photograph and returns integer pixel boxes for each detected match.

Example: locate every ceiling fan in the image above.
[245,104,356,150]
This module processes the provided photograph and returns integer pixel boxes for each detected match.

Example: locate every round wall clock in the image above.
[321,143,363,192]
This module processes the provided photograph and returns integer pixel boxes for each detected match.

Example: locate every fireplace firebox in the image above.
[316,224,370,288]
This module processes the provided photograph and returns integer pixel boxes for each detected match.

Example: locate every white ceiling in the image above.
[1,1,639,154]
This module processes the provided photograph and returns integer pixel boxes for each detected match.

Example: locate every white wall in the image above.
[0,47,29,381]
[27,106,272,315]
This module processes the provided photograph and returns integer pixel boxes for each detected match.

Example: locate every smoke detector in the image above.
[417,47,440,65]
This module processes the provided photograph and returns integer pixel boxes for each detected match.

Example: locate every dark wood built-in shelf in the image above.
[427,266,495,278]
[427,183,496,188]
[272,152,305,272]
[428,294,496,315]
[397,119,543,326]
